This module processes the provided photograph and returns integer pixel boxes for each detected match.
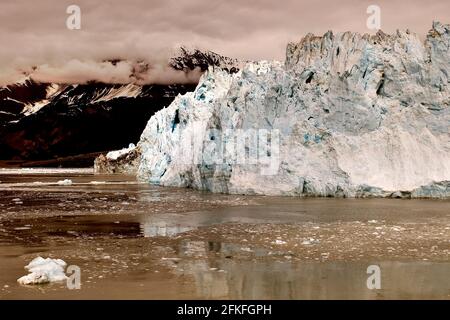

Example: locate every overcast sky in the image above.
[0,0,448,85]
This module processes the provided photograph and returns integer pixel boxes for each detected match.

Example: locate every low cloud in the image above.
[21,59,203,85]
[29,60,134,84]
[0,0,448,85]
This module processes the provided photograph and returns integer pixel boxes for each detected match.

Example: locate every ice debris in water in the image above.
[11,198,23,205]
[57,179,73,186]
[302,238,319,245]
[90,181,106,185]
[17,257,67,285]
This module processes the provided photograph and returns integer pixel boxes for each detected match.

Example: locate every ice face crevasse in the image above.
[136,22,450,197]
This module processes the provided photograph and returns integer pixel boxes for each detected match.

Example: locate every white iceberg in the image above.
[17,257,68,285]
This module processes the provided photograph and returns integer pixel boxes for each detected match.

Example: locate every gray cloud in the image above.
[0,0,448,85]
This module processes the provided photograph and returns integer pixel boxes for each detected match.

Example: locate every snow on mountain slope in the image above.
[170,47,241,74]
[91,84,142,103]
[0,49,240,162]
[22,83,66,116]
[0,79,51,123]
[131,22,450,198]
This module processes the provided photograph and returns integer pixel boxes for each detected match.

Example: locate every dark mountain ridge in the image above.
[0,49,239,166]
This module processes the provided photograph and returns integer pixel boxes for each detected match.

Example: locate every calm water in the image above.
[0,169,449,299]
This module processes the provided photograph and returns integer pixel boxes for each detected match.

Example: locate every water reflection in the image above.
[137,207,294,239]
[139,212,227,238]
[141,222,194,237]
[171,240,450,299]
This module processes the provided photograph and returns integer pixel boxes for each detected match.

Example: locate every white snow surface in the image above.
[133,23,450,197]
[57,179,73,186]
[22,83,65,116]
[17,257,67,285]
[106,143,136,160]
[92,84,142,103]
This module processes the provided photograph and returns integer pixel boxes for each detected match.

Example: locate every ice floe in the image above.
[17,257,68,285]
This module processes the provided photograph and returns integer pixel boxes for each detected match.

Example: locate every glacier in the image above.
[97,22,450,198]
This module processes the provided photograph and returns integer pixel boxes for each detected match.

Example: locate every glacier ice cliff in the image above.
[99,22,450,198]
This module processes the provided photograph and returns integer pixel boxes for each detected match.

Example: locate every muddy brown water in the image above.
[0,169,449,299]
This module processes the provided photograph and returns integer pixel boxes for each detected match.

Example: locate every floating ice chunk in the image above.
[301,238,319,245]
[17,257,67,285]
[14,226,31,230]
[161,257,181,262]
[272,240,287,245]
[106,143,136,161]
[57,179,73,186]
[11,198,23,205]
[90,181,106,185]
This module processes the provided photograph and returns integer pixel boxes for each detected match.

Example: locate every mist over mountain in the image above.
[0,48,240,165]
